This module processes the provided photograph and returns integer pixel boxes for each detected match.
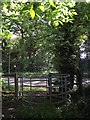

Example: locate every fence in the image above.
[2,73,71,103]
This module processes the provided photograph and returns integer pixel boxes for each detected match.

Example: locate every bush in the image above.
[16,103,60,119]
[16,97,89,119]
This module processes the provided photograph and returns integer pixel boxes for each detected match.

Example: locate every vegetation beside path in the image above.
[2,85,90,119]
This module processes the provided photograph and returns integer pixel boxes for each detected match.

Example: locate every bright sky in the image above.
[86,0,90,2]
[80,52,87,59]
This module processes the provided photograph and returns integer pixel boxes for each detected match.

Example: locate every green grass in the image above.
[19,87,47,92]
[17,72,48,77]
[2,79,15,92]
[32,87,47,91]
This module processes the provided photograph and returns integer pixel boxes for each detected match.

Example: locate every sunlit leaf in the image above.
[7,33,12,38]
[59,21,63,25]
[49,0,56,7]
[39,5,45,12]
[73,12,77,15]
[36,13,41,18]
[30,9,35,19]
[54,20,59,26]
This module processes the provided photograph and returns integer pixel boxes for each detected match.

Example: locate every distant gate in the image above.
[18,73,71,103]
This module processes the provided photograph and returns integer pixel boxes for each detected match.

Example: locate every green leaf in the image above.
[7,33,12,38]
[73,12,77,15]
[30,9,35,19]
[36,13,41,18]
[39,5,45,12]
[54,20,59,26]
[59,21,63,25]
[49,0,56,7]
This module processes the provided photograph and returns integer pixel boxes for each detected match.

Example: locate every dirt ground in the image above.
[2,95,23,119]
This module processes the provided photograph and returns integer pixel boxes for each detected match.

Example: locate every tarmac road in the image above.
[2,77,49,87]
[2,77,90,89]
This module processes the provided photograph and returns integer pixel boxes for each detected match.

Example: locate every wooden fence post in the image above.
[30,77,32,92]
[21,77,23,97]
[15,73,18,97]
[65,76,67,101]
[8,77,10,90]
[20,77,23,96]
[48,73,52,103]
[29,77,32,104]
[61,75,63,100]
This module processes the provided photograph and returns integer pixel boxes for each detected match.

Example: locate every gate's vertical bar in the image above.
[30,77,32,104]
[65,75,67,102]
[48,73,52,103]
[8,77,10,90]
[68,75,71,103]
[22,77,23,97]
[20,77,22,96]
[30,77,32,92]
[15,73,18,97]
[60,75,62,100]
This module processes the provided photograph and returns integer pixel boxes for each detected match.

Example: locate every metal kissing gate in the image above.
[18,73,71,103]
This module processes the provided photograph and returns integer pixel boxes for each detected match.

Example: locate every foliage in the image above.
[16,103,60,119]
[1,1,90,75]
[2,85,90,119]
[15,96,90,119]
[2,79,14,92]
[2,79,8,90]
